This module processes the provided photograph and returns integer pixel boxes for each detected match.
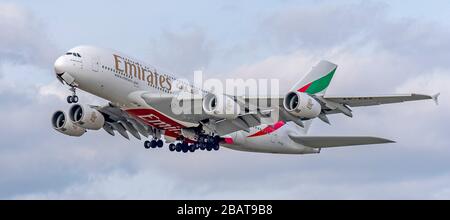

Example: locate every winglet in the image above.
[432,93,440,105]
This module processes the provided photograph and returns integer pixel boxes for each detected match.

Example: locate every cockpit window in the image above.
[65,52,81,58]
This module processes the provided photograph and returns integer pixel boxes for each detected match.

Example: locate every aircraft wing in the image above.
[139,92,262,136]
[94,104,159,140]
[313,93,439,119]
[243,93,438,112]
[321,93,439,107]
[288,135,395,148]
[132,91,438,135]
[240,93,439,127]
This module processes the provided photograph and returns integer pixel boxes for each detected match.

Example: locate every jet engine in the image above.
[283,91,321,119]
[69,104,105,130]
[51,111,86,137]
[202,93,241,120]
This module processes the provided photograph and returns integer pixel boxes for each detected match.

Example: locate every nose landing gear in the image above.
[67,86,79,104]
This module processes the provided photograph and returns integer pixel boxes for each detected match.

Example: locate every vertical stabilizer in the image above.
[290,60,337,96]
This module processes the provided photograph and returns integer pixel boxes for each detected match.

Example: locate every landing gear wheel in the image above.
[67,86,78,104]
[72,95,79,103]
[150,140,157,148]
[198,136,204,144]
[214,135,221,143]
[199,143,205,151]
[182,143,189,153]
[208,136,214,144]
[206,144,212,151]
[169,144,175,152]
[157,140,164,148]
[189,144,196,152]
[144,141,151,149]
[175,143,182,152]
[213,144,220,151]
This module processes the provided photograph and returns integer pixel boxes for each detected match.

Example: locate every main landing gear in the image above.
[144,139,164,149]
[67,86,79,104]
[142,132,221,153]
[168,142,196,153]
[168,135,221,153]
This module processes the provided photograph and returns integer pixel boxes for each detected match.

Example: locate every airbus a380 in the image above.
[51,45,439,154]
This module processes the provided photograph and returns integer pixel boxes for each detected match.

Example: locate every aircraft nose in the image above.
[54,56,67,74]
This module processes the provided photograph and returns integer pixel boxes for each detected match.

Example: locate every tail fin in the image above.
[290,60,337,96]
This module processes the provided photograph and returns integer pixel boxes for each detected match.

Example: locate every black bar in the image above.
[0,200,447,218]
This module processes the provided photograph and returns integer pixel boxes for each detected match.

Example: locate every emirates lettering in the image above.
[113,54,172,90]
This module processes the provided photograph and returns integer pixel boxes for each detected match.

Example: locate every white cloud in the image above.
[0,3,58,67]
[14,167,450,200]
[38,81,68,101]
[146,28,215,77]
[261,2,387,51]
[38,80,107,105]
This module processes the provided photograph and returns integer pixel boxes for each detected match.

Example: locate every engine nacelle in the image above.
[69,104,105,130]
[202,93,241,120]
[283,91,321,119]
[51,111,86,137]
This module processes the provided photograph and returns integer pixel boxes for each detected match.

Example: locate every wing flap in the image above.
[288,135,395,148]
[204,114,261,136]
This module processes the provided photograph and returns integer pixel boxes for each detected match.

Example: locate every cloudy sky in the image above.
[0,0,449,199]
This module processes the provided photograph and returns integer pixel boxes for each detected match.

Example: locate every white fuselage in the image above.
[54,45,319,154]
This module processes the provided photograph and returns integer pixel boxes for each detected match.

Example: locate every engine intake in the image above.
[69,104,105,130]
[51,111,86,137]
[283,91,321,119]
[202,93,241,120]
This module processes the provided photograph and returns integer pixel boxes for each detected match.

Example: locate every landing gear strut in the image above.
[67,86,79,104]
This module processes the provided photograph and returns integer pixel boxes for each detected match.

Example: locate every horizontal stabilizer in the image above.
[288,135,395,148]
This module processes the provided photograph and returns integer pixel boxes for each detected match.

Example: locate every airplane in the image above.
[51,45,439,154]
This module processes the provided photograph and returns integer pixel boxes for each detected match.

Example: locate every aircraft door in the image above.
[271,132,278,143]
[92,56,100,72]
